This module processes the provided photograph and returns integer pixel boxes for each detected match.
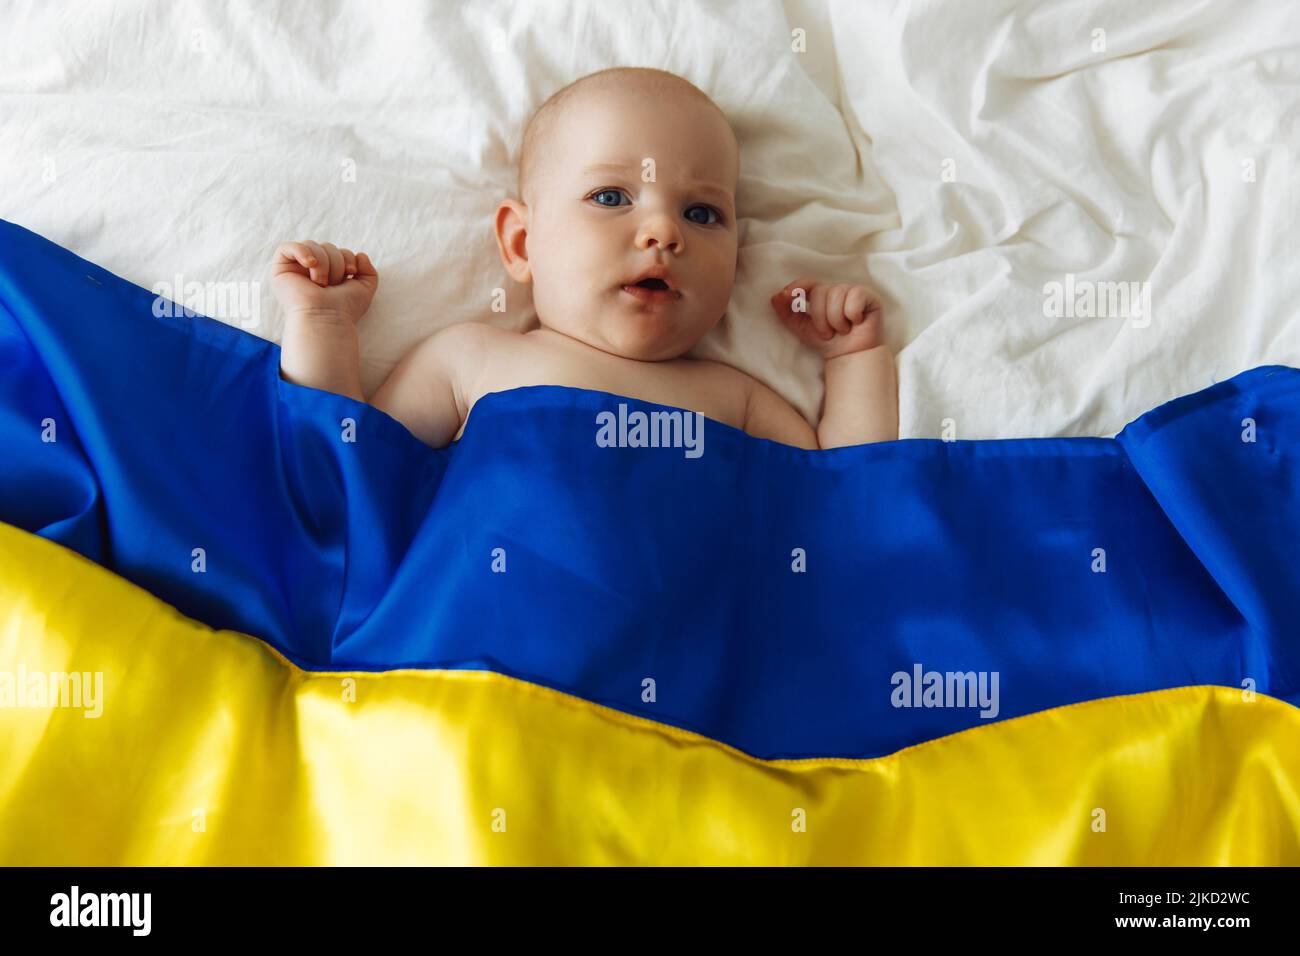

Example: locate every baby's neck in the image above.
[529,323,687,363]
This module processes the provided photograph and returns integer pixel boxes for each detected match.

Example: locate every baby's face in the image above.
[517,87,739,361]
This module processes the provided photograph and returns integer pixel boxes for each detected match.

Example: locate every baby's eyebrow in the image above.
[581,163,733,205]
[582,162,637,175]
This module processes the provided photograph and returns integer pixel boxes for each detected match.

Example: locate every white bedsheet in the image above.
[3,0,1297,438]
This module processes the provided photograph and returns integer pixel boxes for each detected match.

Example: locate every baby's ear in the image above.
[493,199,532,283]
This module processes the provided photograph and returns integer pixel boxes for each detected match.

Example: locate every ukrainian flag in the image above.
[0,220,1296,864]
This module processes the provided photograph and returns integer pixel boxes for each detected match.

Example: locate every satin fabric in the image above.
[1,522,1296,866]
[1,220,1298,760]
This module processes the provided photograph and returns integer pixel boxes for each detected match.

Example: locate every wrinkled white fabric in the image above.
[2,0,1296,437]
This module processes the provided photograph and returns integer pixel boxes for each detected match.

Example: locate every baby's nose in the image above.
[637,220,683,254]
[637,226,681,252]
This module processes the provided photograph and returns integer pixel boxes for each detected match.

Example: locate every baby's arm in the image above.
[753,278,898,448]
[818,345,898,446]
[271,239,478,448]
[272,240,376,403]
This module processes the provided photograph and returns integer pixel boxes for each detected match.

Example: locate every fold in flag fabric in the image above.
[0,219,1297,864]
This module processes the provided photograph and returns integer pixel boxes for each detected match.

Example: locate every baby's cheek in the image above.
[699,262,736,310]
[707,242,738,288]
[530,275,569,326]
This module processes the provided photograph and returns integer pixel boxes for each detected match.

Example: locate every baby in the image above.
[271,67,897,450]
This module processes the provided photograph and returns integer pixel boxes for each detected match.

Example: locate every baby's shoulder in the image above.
[428,320,518,350]
[680,354,747,379]
[421,321,526,376]
[676,355,756,396]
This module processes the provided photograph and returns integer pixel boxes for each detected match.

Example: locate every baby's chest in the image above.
[457,350,746,439]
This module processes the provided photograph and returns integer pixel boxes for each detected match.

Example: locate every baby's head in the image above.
[496,68,740,361]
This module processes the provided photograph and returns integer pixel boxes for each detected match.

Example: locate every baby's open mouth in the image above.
[621,280,680,303]
[621,273,680,303]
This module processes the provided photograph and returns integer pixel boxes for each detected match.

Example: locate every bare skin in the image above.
[272,70,898,451]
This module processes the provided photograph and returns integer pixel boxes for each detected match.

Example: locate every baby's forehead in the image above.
[556,88,737,180]
[520,73,738,205]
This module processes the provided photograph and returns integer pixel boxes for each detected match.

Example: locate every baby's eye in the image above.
[590,188,629,207]
[685,205,722,226]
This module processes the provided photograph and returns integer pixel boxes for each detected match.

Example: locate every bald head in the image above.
[517,67,737,207]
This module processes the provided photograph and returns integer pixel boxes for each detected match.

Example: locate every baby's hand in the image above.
[270,240,378,324]
[770,278,882,360]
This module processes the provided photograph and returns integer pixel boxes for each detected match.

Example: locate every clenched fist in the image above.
[270,240,379,324]
[770,278,883,361]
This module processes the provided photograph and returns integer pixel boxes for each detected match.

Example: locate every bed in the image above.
[1,0,1297,865]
